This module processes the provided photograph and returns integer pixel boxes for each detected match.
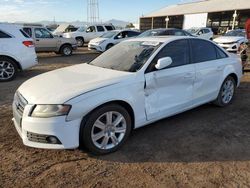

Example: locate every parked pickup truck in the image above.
[63,24,116,47]
[23,25,77,56]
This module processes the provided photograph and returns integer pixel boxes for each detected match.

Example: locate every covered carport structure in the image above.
[140,0,250,34]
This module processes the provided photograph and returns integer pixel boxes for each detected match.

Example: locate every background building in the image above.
[140,0,250,34]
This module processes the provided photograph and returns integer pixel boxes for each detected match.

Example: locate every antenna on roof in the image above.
[87,0,99,24]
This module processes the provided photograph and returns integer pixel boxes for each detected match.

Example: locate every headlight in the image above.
[31,105,71,118]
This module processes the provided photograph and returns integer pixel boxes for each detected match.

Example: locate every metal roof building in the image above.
[140,0,250,34]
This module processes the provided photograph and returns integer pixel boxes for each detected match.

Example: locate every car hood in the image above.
[18,64,132,104]
[214,36,244,43]
[90,37,108,44]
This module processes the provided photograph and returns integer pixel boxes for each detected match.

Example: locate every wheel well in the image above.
[75,36,84,41]
[0,55,22,70]
[228,73,238,85]
[59,43,72,52]
[84,100,135,130]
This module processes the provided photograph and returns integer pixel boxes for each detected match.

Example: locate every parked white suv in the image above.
[186,27,214,40]
[0,24,37,82]
[63,24,116,47]
[13,37,242,154]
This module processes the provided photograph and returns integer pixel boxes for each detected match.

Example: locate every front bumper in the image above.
[12,102,81,149]
[217,43,239,52]
[88,43,104,52]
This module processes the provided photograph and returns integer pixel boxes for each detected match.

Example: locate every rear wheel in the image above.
[80,104,132,155]
[213,76,236,107]
[76,37,84,47]
[60,45,72,56]
[0,57,18,82]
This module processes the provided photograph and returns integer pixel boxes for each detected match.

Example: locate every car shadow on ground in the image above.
[92,80,250,164]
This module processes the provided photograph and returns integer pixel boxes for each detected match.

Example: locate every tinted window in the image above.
[97,26,105,32]
[127,31,140,37]
[105,26,114,31]
[0,30,11,38]
[35,28,53,38]
[20,29,30,38]
[86,26,96,32]
[148,39,190,71]
[191,39,217,63]
[215,46,228,59]
[23,27,32,37]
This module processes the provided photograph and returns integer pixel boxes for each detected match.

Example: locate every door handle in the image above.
[36,39,40,41]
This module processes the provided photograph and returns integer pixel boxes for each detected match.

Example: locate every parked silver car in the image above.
[23,26,77,56]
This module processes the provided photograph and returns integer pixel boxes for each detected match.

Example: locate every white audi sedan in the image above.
[13,36,242,154]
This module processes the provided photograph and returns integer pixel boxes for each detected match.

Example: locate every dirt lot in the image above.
[1,48,250,188]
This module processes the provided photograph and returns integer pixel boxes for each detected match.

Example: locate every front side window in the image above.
[0,30,11,38]
[97,26,105,32]
[191,39,217,63]
[147,39,190,72]
[86,26,96,33]
[35,28,53,38]
[90,41,162,72]
[127,31,140,37]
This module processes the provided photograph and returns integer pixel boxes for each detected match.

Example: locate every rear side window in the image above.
[0,30,11,38]
[191,39,217,63]
[23,27,32,37]
[105,26,114,31]
[20,29,30,38]
[97,26,105,32]
[149,39,190,71]
[215,46,228,59]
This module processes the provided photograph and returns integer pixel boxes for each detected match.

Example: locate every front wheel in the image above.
[60,45,73,56]
[213,76,236,107]
[80,104,132,155]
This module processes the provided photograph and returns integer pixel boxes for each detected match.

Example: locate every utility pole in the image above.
[87,0,99,24]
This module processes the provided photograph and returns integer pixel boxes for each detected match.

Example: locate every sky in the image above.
[0,0,187,23]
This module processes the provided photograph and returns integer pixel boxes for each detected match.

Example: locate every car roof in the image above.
[126,36,194,43]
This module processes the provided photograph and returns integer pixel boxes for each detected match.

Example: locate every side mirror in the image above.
[155,57,172,70]
[117,35,123,39]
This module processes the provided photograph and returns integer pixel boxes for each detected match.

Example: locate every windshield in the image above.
[138,30,164,37]
[101,31,119,38]
[90,41,162,72]
[77,27,86,32]
[187,28,199,34]
[224,30,246,37]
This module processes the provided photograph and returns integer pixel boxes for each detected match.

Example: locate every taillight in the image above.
[22,41,34,48]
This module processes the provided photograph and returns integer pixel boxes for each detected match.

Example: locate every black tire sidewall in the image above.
[106,44,113,51]
[0,57,18,82]
[76,38,84,47]
[80,104,132,155]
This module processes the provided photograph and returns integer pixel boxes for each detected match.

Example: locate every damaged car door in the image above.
[144,39,195,121]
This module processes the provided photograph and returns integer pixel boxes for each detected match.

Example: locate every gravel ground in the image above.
[1,48,250,188]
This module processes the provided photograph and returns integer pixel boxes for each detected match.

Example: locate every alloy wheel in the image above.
[221,79,234,104]
[0,61,15,80]
[91,111,127,150]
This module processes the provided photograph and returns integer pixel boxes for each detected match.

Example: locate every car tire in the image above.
[106,43,114,51]
[60,45,73,56]
[0,57,18,82]
[213,76,236,107]
[80,104,132,155]
[76,37,84,47]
